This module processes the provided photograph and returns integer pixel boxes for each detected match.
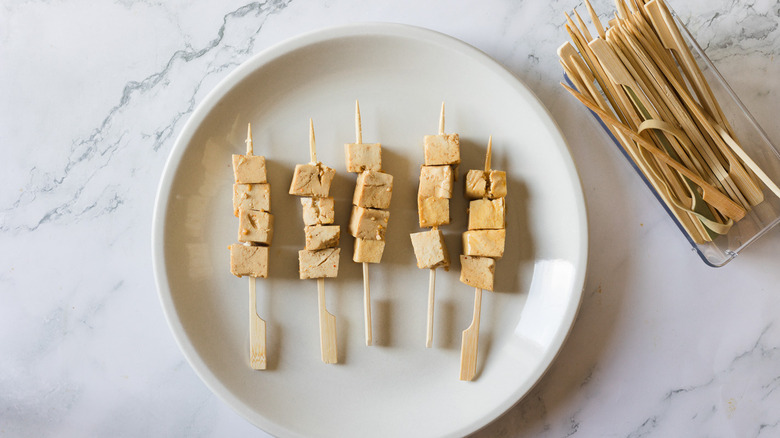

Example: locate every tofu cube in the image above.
[304,225,340,250]
[417,196,449,227]
[488,170,507,198]
[462,229,505,258]
[410,229,450,269]
[418,165,454,199]
[230,244,269,278]
[237,209,274,245]
[353,170,393,209]
[289,163,336,197]
[298,248,340,279]
[423,133,460,166]
[353,238,385,263]
[459,255,495,290]
[301,197,335,225]
[348,206,389,240]
[345,143,382,172]
[465,170,487,199]
[233,183,270,216]
[468,198,505,230]
[232,154,267,183]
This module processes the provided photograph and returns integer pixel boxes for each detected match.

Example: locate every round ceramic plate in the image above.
[152,23,587,438]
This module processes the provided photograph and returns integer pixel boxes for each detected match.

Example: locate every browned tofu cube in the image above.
[345,143,382,172]
[349,206,390,240]
[301,197,335,225]
[465,169,507,199]
[232,154,267,183]
[462,229,505,258]
[304,225,340,250]
[237,209,274,245]
[353,170,393,209]
[488,170,507,198]
[353,238,385,263]
[289,163,336,197]
[465,170,487,199]
[423,133,460,166]
[417,196,449,228]
[298,248,340,279]
[410,229,450,269]
[230,244,269,278]
[468,198,505,230]
[418,165,454,199]
[233,183,270,216]
[459,255,495,290]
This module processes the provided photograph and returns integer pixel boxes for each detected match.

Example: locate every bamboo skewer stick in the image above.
[459,136,493,381]
[424,102,448,349]
[309,119,337,364]
[245,123,267,370]
[354,100,373,347]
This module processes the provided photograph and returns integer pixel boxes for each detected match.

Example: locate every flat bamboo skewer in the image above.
[245,123,267,370]
[559,0,780,245]
[459,136,492,381]
[425,102,447,349]
[309,119,338,364]
[354,101,373,347]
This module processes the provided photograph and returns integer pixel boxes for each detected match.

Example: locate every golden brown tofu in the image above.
[352,170,393,209]
[353,238,385,263]
[304,225,341,250]
[298,248,340,279]
[410,229,450,269]
[468,197,505,230]
[232,154,267,184]
[237,209,274,245]
[289,163,336,197]
[301,197,335,226]
[417,196,449,228]
[488,170,507,198]
[465,170,487,199]
[348,206,390,240]
[462,229,505,258]
[233,183,271,216]
[423,133,460,166]
[230,244,269,278]
[345,143,382,173]
[459,255,495,290]
[418,165,454,199]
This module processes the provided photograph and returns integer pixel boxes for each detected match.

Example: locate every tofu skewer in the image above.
[229,123,270,370]
[410,102,458,348]
[459,136,506,381]
[291,119,339,364]
[243,124,267,370]
[345,100,393,346]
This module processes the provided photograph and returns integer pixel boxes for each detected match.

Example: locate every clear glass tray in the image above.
[571,9,780,267]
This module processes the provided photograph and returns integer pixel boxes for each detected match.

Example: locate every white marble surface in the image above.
[2,0,779,436]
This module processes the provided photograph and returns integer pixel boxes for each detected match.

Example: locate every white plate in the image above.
[152,23,587,438]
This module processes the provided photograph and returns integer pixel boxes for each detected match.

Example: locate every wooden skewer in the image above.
[460,136,493,381]
[424,102,447,348]
[245,123,267,370]
[459,288,482,381]
[355,100,373,346]
[309,119,337,364]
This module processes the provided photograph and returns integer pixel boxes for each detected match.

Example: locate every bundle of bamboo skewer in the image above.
[559,0,780,244]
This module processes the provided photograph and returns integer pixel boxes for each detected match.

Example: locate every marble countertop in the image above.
[2,0,779,436]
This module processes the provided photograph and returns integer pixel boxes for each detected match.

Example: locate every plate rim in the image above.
[151,22,589,438]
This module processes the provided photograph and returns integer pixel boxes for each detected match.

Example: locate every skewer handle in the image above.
[249,278,267,370]
[245,123,253,156]
[438,102,445,135]
[317,278,338,364]
[363,262,372,346]
[459,288,483,381]
[355,100,362,144]
[309,118,317,163]
[426,268,436,348]
[484,136,492,172]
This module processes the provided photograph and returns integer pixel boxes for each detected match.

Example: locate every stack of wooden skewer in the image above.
[559,0,780,244]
